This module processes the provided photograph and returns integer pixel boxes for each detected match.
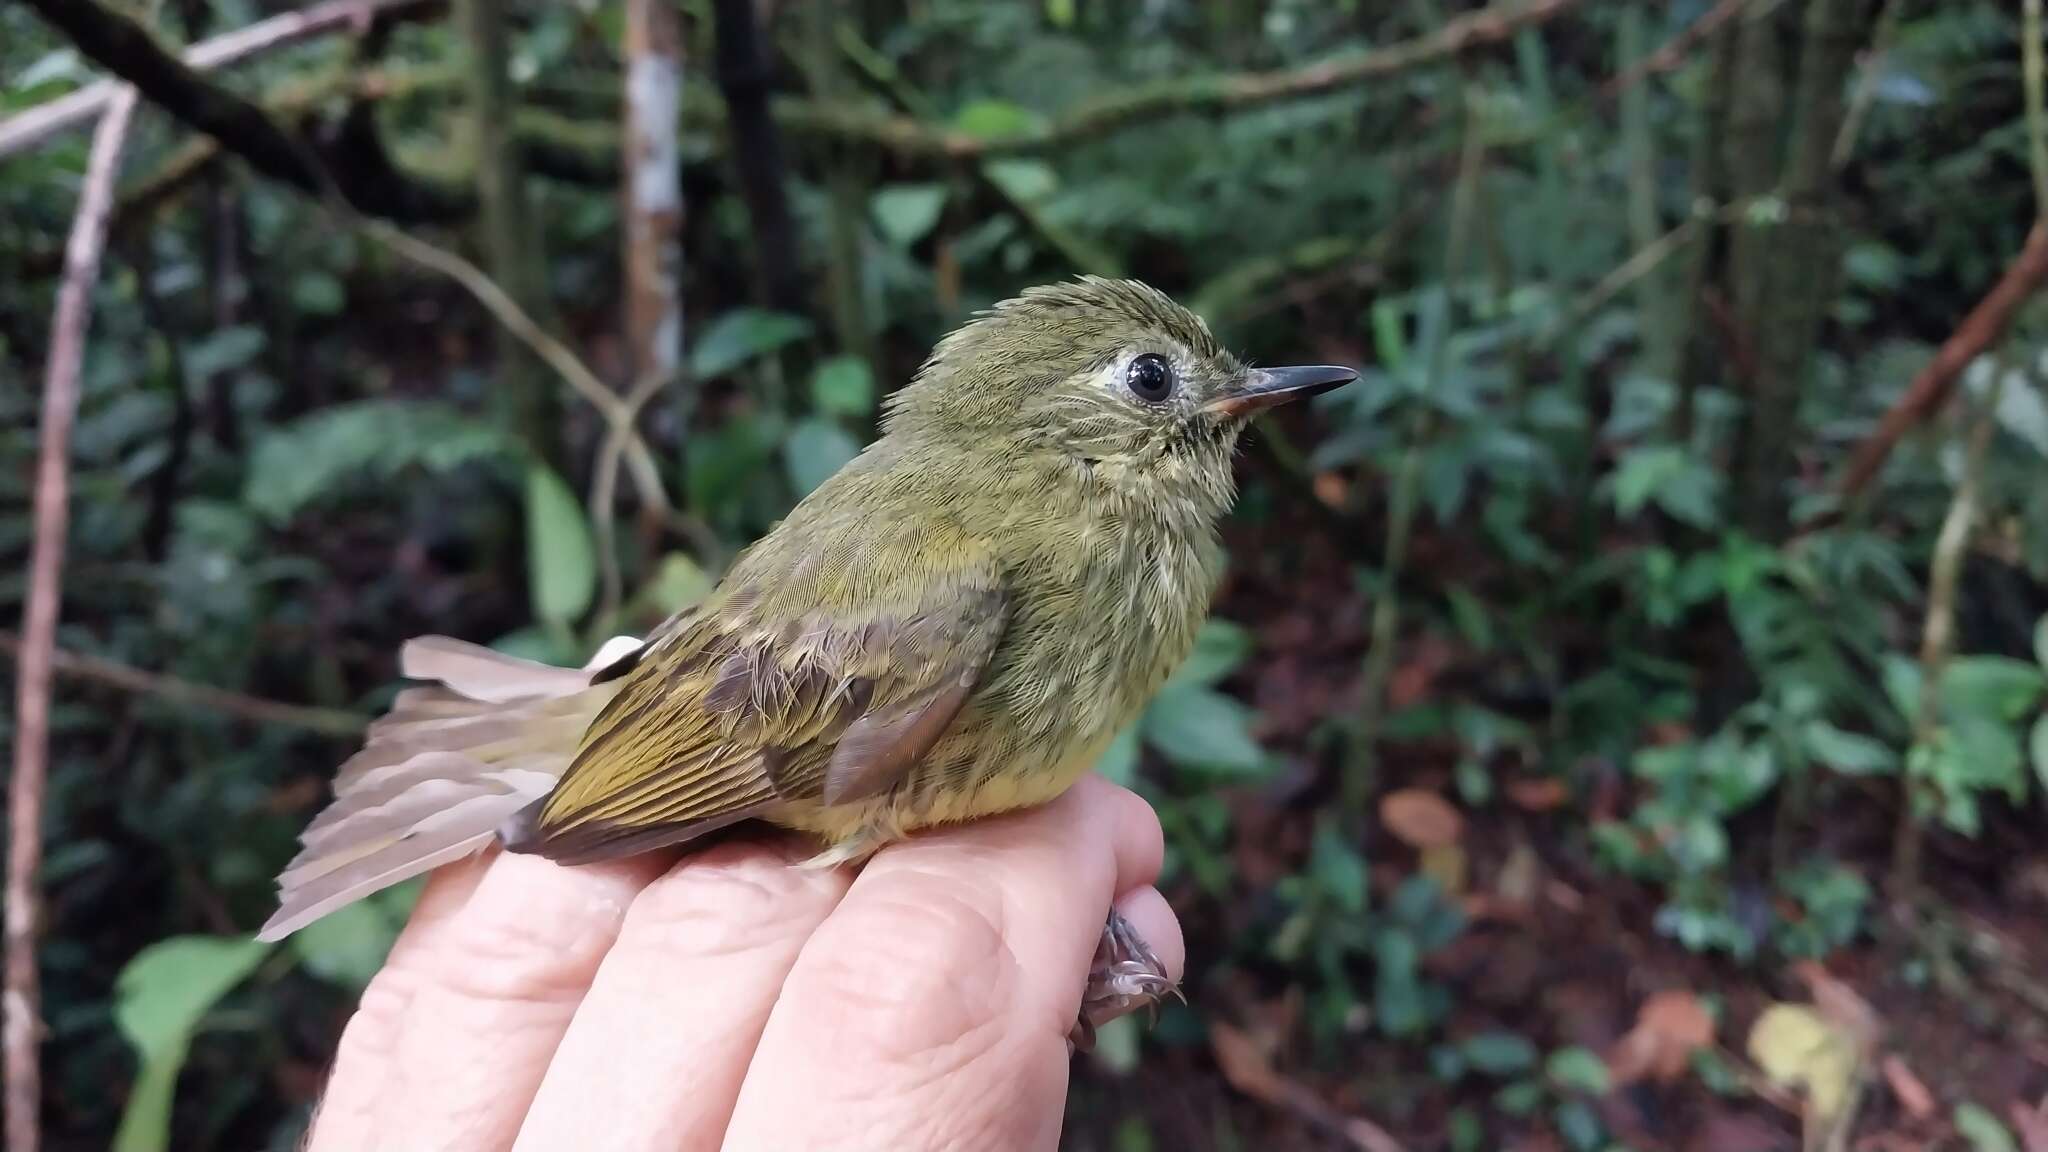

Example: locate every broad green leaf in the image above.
[1309,818,1367,914]
[1142,686,1264,774]
[641,552,714,614]
[292,271,346,316]
[1955,1103,2019,1152]
[2035,613,2048,673]
[1165,619,1252,690]
[113,935,271,1152]
[1461,1031,1539,1076]
[810,355,877,418]
[525,463,596,625]
[1093,724,1140,785]
[1943,656,2045,722]
[1091,1014,1141,1076]
[1802,720,1898,776]
[689,310,811,380]
[983,159,1058,203]
[289,900,398,990]
[870,185,947,246]
[1544,1046,1612,1094]
[783,418,862,498]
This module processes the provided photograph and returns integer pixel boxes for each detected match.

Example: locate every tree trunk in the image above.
[711,0,803,314]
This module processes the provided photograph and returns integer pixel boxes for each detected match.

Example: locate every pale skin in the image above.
[303,773,1183,1152]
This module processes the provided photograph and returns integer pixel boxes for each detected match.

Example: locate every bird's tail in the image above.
[257,636,633,941]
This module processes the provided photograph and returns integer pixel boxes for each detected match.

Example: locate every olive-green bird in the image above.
[259,277,1352,1025]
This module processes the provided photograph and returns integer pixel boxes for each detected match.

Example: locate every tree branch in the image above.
[1833,222,2048,503]
[0,633,367,737]
[0,0,443,160]
[19,0,469,222]
[777,0,1593,161]
[7,81,140,1152]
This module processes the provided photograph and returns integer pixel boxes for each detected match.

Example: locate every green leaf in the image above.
[640,552,714,615]
[810,356,877,418]
[689,310,811,379]
[2032,714,2048,797]
[952,99,1039,139]
[1944,656,2046,721]
[525,463,597,626]
[1165,619,1253,690]
[1544,1046,1612,1094]
[292,271,346,316]
[983,159,1059,202]
[183,325,266,379]
[1955,1102,2019,1152]
[1309,817,1368,914]
[1802,720,1899,776]
[1091,1014,1141,1076]
[112,935,271,1152]
[1141,686,1265,774]
[2035,614,2048,673]
[1553,1098,1605,1151]
[870,185,948,246]
[243,400,516,523]
[1461,1031,1539,1076]
[289,900,398,990]
[1094,724,1140,785]
[783,418,862,498]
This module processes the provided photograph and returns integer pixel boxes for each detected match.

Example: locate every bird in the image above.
[259,276,1354,1039]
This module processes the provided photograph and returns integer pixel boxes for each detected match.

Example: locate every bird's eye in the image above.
[1125,353,1175,403]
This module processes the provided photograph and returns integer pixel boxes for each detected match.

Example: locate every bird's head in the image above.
[881,277,1355,520]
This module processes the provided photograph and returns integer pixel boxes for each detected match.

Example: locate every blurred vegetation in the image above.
[5,0,2048,1149]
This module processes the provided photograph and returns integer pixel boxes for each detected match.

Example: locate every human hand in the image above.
[301,773,1182,1152]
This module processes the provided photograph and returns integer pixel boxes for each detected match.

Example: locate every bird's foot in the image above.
[1069,907,1180,1053]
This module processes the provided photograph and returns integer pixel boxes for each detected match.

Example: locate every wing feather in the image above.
[514,524,1007,862]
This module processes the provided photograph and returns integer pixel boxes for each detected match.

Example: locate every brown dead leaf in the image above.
[1880,1055,1935,1121]
[1313,471,1350,509]
[1609,990,1717,1086]
[2011,1097,2048,1152]
[1211,1022,1286,1104]
[1210,1022,1411,1152]
[1505,777,1570,812]
[1792,961,1880,1048]
[1379,789,1463,849]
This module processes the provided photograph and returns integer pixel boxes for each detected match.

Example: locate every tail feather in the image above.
[258,637,633,942]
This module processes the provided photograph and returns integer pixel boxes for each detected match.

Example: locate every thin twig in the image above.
[1831,0,1902,169]
[1832,222,2048,506]
[0,0,441,159]
[6,84,140,1152]
[1890,364,2006,903]
[0,632,366,737]
[1597,0,1752,102]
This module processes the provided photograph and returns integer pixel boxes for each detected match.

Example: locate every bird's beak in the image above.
[1204,364,1358,419]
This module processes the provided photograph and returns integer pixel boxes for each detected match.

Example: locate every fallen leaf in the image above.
[1747,1003,1860,1123]
[1609,989,1716,1085]
[1882,1055,1936,1121]
[1210,1021,1411,1152]
[1313,471,1350,508]
[1494,839,1542,908]
[1791,961,1880,1047]
[1379,789,1463,849]
[1505,777,1570,812]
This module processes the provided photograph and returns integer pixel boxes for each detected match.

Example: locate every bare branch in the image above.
[0,0,442,160]
[0,633,367,737]
[6,83,140,1152]
[19,0,468,221]
[1833,223,2048,504]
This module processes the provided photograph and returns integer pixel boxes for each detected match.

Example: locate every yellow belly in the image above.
[774,729,1114,864]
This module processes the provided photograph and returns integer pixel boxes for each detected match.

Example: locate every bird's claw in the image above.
[1069,908,1178,1053]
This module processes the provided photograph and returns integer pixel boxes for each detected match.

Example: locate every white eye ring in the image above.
[1126,353,1175,402]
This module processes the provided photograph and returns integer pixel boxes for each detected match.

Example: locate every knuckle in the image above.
[786,872,1019,1068]
[622,846,842,958]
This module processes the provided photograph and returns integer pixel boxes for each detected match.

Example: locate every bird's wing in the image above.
[515,527,1008,862]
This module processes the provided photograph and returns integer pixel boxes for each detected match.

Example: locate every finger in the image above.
[306,849,669,1152]
[722,773,1164,1152]
[512,838,854,1152]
